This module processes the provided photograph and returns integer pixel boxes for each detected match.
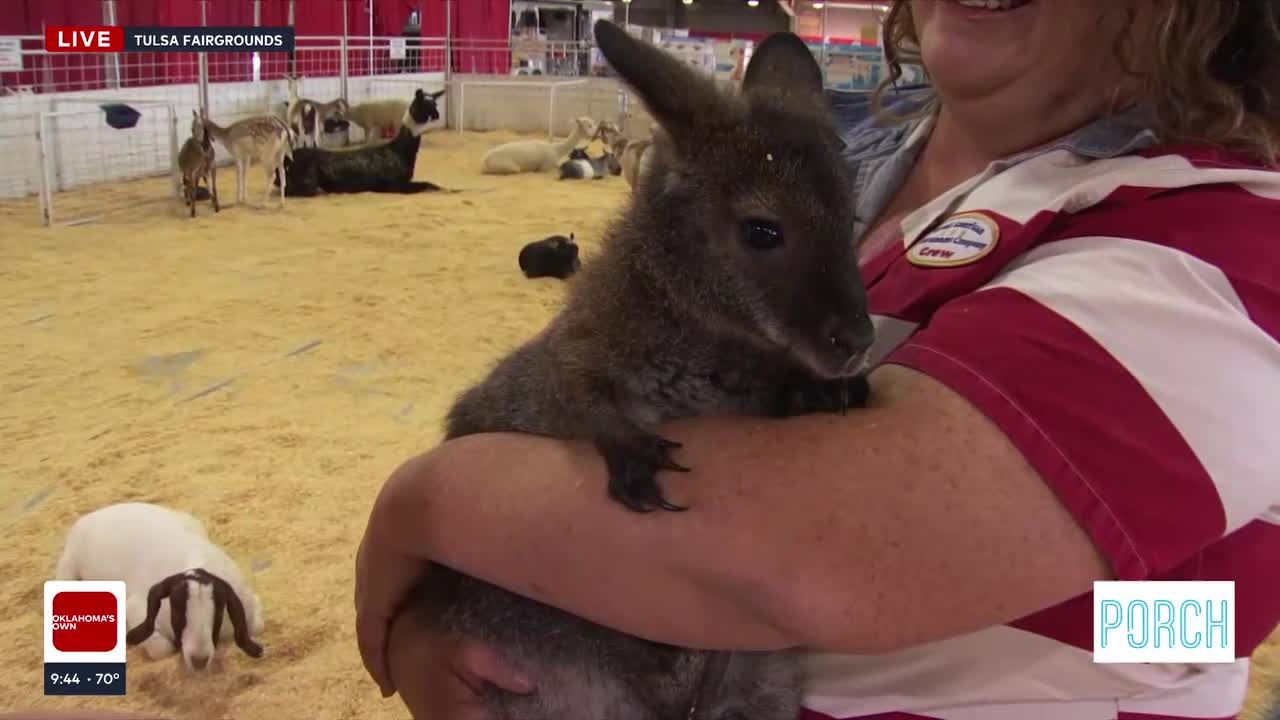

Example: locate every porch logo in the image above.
[1093,581,1235,663]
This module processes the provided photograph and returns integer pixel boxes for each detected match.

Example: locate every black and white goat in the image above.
[286,74,350,149]
[54,502,265,672]
[557,147,621,180]
[274,88,447,196]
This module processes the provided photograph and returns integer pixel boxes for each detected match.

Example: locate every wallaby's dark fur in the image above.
[274,89,445,196]
[410,19,874,720]
[445,22,872,513]
[519,233,581,279]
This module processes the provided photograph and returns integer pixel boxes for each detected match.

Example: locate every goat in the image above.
[557,147,621,180]
[286,74,349,148]
[203,112,294,208]
[595,120,656,189]
[178,109,219,217]
[54,502,265,672]
[274,89,447,196]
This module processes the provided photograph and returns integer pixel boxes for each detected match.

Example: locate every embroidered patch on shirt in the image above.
[907,211,1000,268]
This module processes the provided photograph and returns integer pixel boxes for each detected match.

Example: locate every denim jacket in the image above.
[823,87,1162,243]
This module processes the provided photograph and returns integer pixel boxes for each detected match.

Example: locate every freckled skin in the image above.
[412,20,875,720]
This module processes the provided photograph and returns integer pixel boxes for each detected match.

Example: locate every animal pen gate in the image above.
[454,77,624,139]
[37,100,181,227]
[0,37,185,227]
[0,30,452,226]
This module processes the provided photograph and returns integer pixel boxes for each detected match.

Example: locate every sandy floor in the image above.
[0,129,1276,719]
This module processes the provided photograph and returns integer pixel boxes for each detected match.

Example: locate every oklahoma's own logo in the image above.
[51,591,118,652]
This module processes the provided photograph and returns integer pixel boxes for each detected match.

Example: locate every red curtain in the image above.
[1,0,106,93]
[1,0,514,93]
[450,0,511,75]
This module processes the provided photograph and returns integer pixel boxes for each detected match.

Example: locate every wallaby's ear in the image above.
[743,33,844,149]
[430,89,445,99]
[593,19,722,147]
[742,32,825,99]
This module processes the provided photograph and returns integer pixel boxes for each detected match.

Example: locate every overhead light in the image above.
[747,0,759,5]
[812,1,825,7]
[682,0,693,4]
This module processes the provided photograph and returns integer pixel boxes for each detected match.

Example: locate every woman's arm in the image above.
[370,362,1113,654]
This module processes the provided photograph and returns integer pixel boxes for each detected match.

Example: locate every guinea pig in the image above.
[518,233,581,280]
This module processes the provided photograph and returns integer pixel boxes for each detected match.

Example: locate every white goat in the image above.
[54,502,265,672]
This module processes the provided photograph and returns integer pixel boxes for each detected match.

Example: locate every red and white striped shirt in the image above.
[802,114,1280,720]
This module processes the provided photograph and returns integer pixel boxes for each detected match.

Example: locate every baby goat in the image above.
[54,502,265,672]
[178,110,219,217]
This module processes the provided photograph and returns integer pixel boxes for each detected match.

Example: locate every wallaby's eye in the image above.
[741,220,784,251]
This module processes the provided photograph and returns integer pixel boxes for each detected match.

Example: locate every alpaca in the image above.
[275,89,447,196]
[480,116,597,175]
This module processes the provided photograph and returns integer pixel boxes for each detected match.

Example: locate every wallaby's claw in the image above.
[596,433,690,513]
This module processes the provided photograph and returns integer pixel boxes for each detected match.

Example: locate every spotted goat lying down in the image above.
[54,502,265,672]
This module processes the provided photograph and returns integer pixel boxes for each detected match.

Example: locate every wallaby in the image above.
[410,19,874,720]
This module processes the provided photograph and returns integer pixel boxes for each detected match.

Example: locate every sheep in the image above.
[518,233,581,279]
[274,88,447,196]
[286,75,349,148]
[344,98,412,145]
[202,112,294,208]
[480,116,597,175]
[178,109,219,217]
[53,502,264,672]
[557,147,621,180]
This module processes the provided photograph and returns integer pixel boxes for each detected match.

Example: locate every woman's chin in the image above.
[920,46,1033,101]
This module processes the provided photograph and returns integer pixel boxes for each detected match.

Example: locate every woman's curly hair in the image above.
[873,0,1280,163]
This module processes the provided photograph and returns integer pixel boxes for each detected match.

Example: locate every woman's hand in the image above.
[354,449,533,706]
[384,609,533,720]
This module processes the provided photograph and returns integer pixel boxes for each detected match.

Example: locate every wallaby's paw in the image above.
[778,375,870,416]
[596,433,690,512]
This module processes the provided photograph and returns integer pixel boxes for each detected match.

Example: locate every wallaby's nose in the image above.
[189,653,211,671]
[823,313,875,359]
